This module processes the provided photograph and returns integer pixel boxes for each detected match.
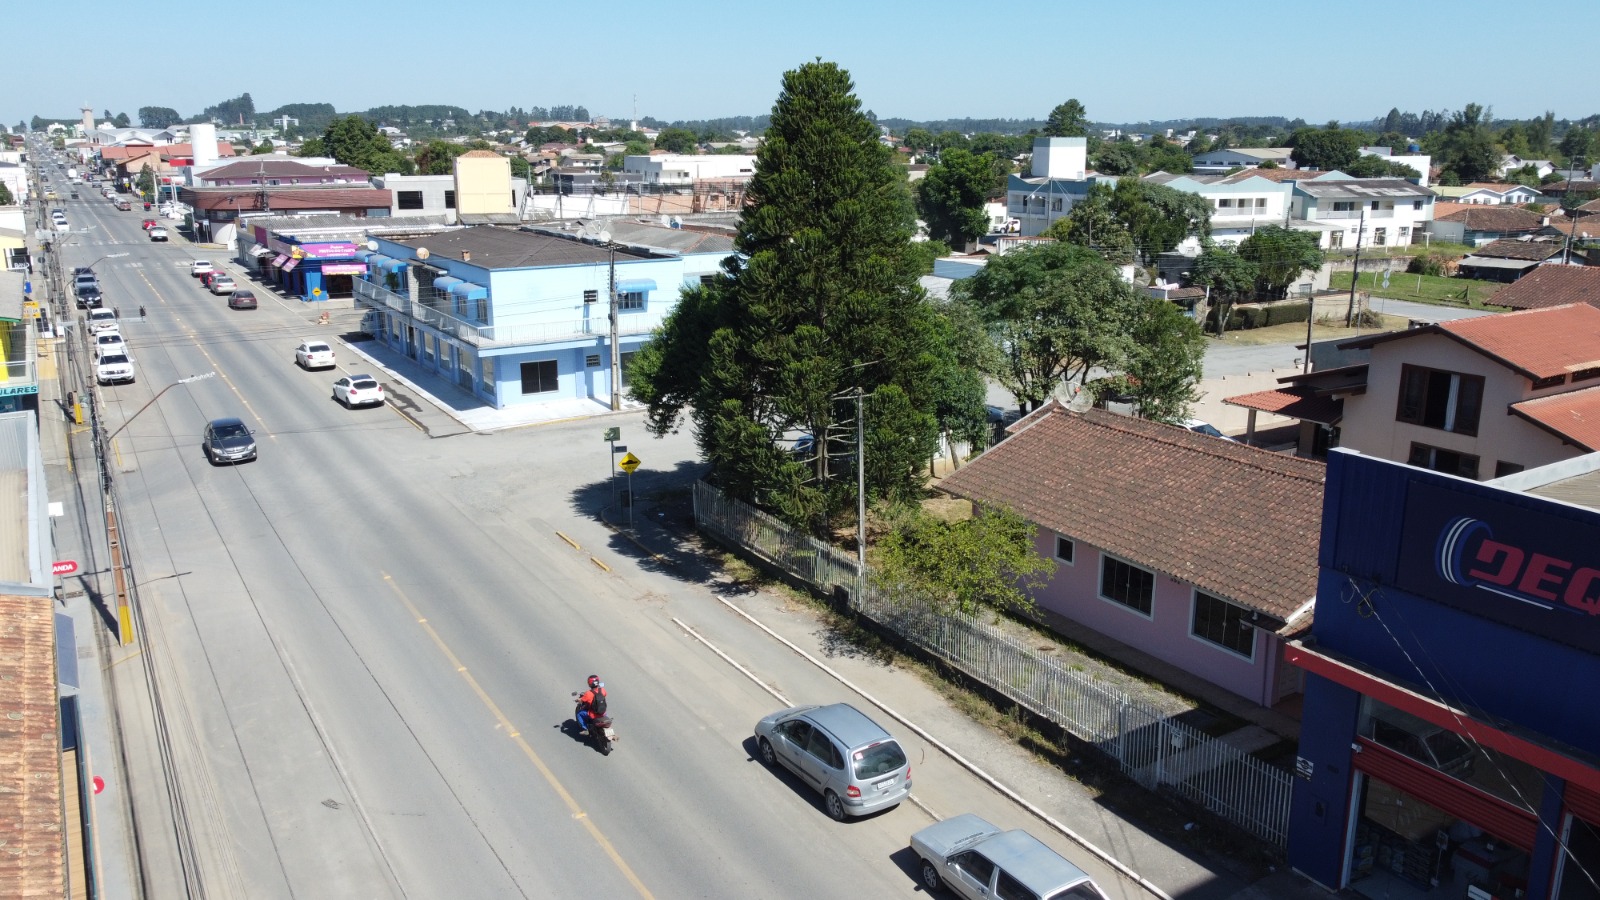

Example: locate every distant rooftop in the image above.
[388,225,654,269]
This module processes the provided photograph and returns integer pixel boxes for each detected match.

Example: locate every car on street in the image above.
[54,219,69,232]
[75,284,102,309]
[331,374,384,408]
[227,290,258,310]
[294,340,336,370]
[753,703,912,821]
[148,226,168,242]
[910,814,1108,900]
[141,218,157,230]
[191,260,214,278]
[88,308,119,333]
[74,273,100,294]
[208,274,236,295]
[202,417,257,464]
[95,352,134,385]
[93,332,127,358]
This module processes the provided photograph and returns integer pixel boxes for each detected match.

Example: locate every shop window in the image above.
[1053,536,1075,565]
[1191,591,1255,659]
[520,359,558,394]
[1099,555,1154,616]
[1360,698,1544,811]
[1409,442,1480,479]
[1397,365,1484,435]
[444,190,456,209]
[397,191,424,210]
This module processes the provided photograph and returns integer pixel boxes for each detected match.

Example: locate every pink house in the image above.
[938,405,1325,708]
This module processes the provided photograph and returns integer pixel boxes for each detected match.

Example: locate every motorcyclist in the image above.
[575,675,608,736]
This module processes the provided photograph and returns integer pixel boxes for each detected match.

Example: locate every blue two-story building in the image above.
[355,225,725,410]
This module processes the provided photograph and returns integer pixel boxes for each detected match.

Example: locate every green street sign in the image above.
[603,427,621,441]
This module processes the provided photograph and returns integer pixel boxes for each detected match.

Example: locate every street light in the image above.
[106,372,215,443]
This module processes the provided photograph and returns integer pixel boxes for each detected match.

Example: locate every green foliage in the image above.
[629,60,945,536]
[0,182,12,206]
[953,242,1144,410]
[321,115,413,174]
[655,127,699,154]
[1560,126,1593,166]
[1257,159,1280,169]
[1091,143,1140,176]
[524,125,572,147]
[1425,103,1499,184]
[365,105,473,128]
[1344,154,1421,178]
[1238,225,1324,299]
[1528,112,1555,156]
[203,93,255,125]
[138,106,182,128]
[415,139,469,175]
[112,112,130,128]
[1407,253,1450,277]
[1044,99,1090,138]
[251,140,274,154]
[1289,124,1362,171]
[135,164,155,199]
[509,156,531,180]
[905,239,950,275]
[1108,178,1212,265]
[296,137,327,158]
[1191,243,1260,302]
[917,148,996,248]
[1047,183,1135,266]
[1121,298,1206,423]
[873,505,1053,616]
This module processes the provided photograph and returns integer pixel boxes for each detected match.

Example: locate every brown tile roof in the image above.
[1578,198,1600,215]
[1223,386,1344,425]
[1436,206,1546,232]
[0,594,63,896]
[1511,385,1600,451]
[1343,304,1600,380]
[937,406,1325,622]
[179,186,391,212]
[1488,265,1600,310]
[1473,238,1567,261]
[199,159,369,181]
[459,149,502,158]
[99,142,235,160]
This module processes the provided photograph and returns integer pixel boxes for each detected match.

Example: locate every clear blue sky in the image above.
[11,0,1599,129]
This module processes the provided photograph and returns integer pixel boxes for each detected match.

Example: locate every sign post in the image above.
[603,427,621,515]
[617,451,641,530]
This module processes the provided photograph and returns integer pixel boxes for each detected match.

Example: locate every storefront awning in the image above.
[616,278,657,292]
[449,281,487,297]
[432,276,464,294]
[271,254,289,267]
[282,257,301,272]
[322,263,368,276]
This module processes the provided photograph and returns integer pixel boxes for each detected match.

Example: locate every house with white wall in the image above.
[1190,147,1294,174]
[1356,146,1431,186]
[621,154,756,186]
[1006,137,1116,237]
[938,404,1325,708]
[1289,177,1436,250]
[1147,172,1291,245]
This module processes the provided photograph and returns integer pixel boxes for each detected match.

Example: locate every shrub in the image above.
[1265,301,1311,327]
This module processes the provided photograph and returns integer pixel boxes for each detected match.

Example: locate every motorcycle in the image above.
[571,692,617,755]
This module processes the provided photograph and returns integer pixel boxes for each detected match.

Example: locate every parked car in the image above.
[88,308,119,333]
[227,290,258,310]
[54,219,70,233]
[753,703,912,821]
[190,260,213,278]
[95,353,134,385]
[910,814,1108,900]
[75,285,102,309]
[294,340,336,370]
[141,218,157,230]
[148,226,168,242]
[114,199,130,211]
[93,332,127,358]
[209,274,236,295]
[331,374,384,408]
[202,417,257,465]
[74,273,100,294]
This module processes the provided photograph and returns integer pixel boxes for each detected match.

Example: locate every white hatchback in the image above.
[332,374,384,408]
[294,340,336,370]
[191,260,214,278]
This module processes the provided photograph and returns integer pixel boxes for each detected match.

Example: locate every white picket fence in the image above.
[692,480,1294,847]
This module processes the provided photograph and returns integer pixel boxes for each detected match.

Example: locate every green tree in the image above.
[296,136,327,157]
[1528,112,1555,155]
[1344,154,1418,178]
[904,128,934,156]
[138,106,182,128]
[0,182,12,206]
[252,140,274,154]
[1108,178,1212,266]
[1092,143,1140,176]
[1116,297,1207,423]
[1046,183,1135,266]
[953,242,1142,411]
[135,163,155,200]
[628,60,944,535]
[509,155,531,180]
[113,112,131,128]
[1238,225,1323,299]
[1044,99,1090,138]
[1428,103,1498,183]
[917,148,994,249]
[873,504,1053,616]
[1560,127,1593,166]
[322,115,412,174]
[1289,124,1362,171]
[654,127,698,154]
[1499,123,1530,158]
[415,139,468,175]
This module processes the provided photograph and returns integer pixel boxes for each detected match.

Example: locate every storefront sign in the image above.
[0,384,38,397]
[1397,481,1600,653]
[298,242,359,260]
[321,263,368,275]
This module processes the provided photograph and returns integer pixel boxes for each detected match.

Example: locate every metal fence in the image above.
[692,480,1294,847]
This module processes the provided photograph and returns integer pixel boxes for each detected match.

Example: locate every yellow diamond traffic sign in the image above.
[617,451,641,474]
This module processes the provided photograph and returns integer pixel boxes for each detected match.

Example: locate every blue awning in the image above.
[450,281,487,297]
[365,254,394,273]
[355,249,375,263]
[615,278,657,292]
[432,276,463,293]
[379,257,409,273]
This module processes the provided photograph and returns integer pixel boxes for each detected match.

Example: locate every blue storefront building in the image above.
[1287,450,1600,900]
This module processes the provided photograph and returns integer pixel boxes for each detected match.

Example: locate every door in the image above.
[944,850,997,900]
[774,720,819,786]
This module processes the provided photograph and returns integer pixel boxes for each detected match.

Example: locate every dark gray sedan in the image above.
[203,417,257,465]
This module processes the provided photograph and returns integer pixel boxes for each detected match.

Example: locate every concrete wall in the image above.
[1030,137,1087,180]
[622,154,756,184]
[454,154,512,216]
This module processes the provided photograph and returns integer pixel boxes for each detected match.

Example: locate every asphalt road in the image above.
[58,194,1168,899]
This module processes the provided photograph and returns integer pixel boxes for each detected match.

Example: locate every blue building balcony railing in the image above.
[355,279,663,349]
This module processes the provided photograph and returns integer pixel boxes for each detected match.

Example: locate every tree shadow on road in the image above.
[566,458,732,587]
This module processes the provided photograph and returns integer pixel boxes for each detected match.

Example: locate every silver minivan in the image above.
[754,703,912,820]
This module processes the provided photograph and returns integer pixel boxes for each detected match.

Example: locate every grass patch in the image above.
[1216,312,1410,346]
[1326,240,1475,259]
[1330,270,1505,308]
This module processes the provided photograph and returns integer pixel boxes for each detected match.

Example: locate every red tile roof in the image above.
[1473,238,1566,261]
[1344,304,1600,381]
[1436,206,1547,232]
[99,142,235,160]
[937,406,1325,622]
[1488,266,1600,311]
[1511,385,1600,451]
[198,159,369,181]
[179,186,391,212]
[1223,386,1344,424]
[0,594,63,896]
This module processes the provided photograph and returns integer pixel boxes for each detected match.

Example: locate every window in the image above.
[1370,200,1381,210]
[995,871,1037,900]
[1494,461,1525,478]
[1255,198,1268,209]
[1408,442,1480,479]
[1217,198,1235,209]
[619,350,637,388]
[520,359,559,394]
[1396,365,1484,435]
[699,274,715,285]
[583,289,599,304]
[397,190,424,210]
[1192,592,1255,659]
[1332,201,1356,212]
[617,290,645,311]
[1100,555,1154,616]
[949,851,997,890]
[585,354,601,367]
[475,295,488,322]
[1413,200,1423,210]
[1053,535,1075,565]
[1398,226,1410,241]
[480,356,494,392]
[444,190,456,209]
[1372,227,1387,246]
[1050,198,1063,211]
[1573,367,1600,383]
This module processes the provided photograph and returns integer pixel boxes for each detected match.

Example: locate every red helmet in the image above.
[587,675,601,689]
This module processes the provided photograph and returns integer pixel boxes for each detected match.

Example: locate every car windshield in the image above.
[100,354,128,365]
[852,740,906,779]
[307,344,330,353]
[97,335,121,344]
[213,423,248,440]
[351,379,379,390]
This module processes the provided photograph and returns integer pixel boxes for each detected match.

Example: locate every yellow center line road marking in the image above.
[380,573,655,899]
[135,269,272,439]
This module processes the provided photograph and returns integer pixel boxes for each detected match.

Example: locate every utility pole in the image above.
[606,236,621,411]
[1345,206,1366,327]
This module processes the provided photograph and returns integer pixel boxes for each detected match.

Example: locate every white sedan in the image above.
[294,340,336,370]
[191,260,214,278]
[332,374,384,408]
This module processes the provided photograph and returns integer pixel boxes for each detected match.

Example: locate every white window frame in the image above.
[1097,553,1155,619]
[1053,534,1075,566]
[1189,590,1257,661]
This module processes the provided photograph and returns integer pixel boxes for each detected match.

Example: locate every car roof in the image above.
[974,830,1094,895]
[802,703,893,750]
[209,417,245,428]
[349,374,378,382]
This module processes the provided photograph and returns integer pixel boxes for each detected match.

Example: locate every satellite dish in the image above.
[366,240,378,252]
[597,230,611,244]
[417,247,430,260]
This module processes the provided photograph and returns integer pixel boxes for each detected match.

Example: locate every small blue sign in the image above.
[22,281,31,295]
